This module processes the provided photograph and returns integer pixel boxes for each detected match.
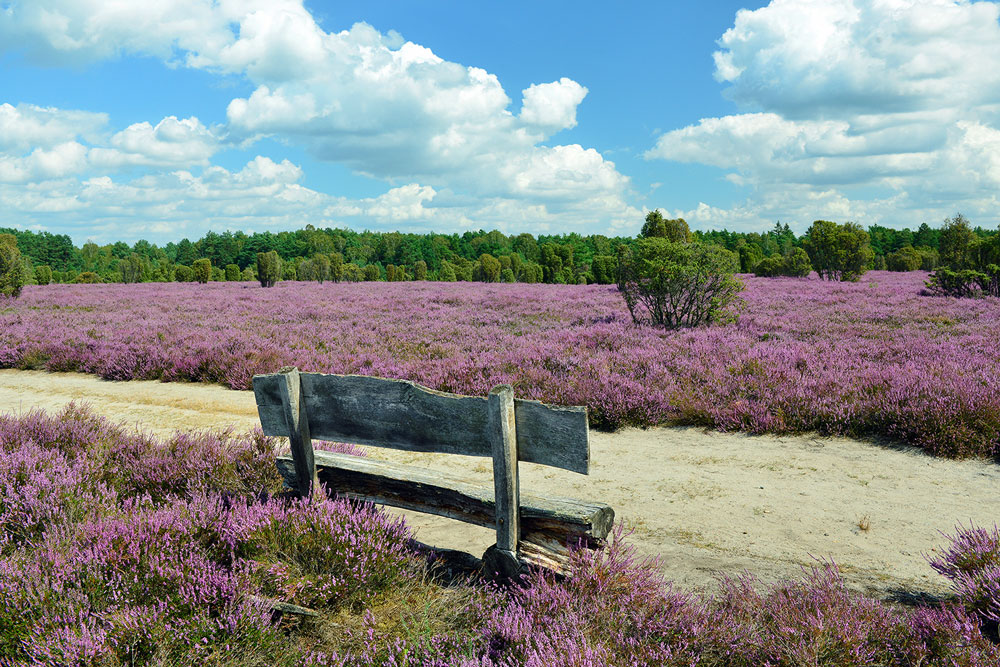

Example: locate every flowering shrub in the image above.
[3,274,999,457]
[0,406,411,665]
[2,408,1000,664]
[929,524,1000,636]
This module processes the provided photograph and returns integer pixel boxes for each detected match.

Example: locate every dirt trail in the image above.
[2,368,996,599]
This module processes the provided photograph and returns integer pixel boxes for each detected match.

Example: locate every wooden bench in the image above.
[251,367,614,576]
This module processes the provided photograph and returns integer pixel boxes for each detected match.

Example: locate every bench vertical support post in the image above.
[278,367,317,497]
[489,385,519,555]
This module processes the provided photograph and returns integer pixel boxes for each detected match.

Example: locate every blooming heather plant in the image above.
[0,406,411,665]
[929,524,1000,634]
[3,273,999,458]
[2,408,1000,664]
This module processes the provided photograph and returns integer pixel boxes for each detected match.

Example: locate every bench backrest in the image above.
[253,369,590,473]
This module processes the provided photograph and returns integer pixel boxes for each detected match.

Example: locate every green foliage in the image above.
[385,264,405,281]
[752,255,784,277]
[75,271,103,284]
[224,264,241,281]
[256,251,281,288]
[804,220,873,281]
[783,247,812,277]
[413,260,428,281]
[363,264,380,281]
[591,254,616,284]
[925,266,1000,298]
[192,258,212,284]
[616,238,743,329]
[0,235,24,298]
[120,253,144,284]
[938,214,977,270]
[282,263,297,281]
[753,247,811,278]
[329,252,345,282]
[438,261,456,282]
[311,254,331,284]
[34,265,52,286]
[478,253,501,282]
[640,210,691,242]
[240,266,255,282]
[737,242,765,273]
[210,266,224,281]
[886,246,923,272]
[927,218,1000,298]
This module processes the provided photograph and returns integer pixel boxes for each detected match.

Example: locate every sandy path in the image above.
[2,368,996,599]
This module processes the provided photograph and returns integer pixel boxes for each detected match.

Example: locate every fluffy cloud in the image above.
[0,103,106,153]
[519,78,588,132]
[647,0,1000,231]
[0,1,634,235]
[90,116,220,168]
[0,104,220,182]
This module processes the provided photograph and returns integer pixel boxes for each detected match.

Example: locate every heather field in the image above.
[2,405,999,665]
[1,271,998,458]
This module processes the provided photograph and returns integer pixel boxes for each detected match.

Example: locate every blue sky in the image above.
[2,0,1000,244]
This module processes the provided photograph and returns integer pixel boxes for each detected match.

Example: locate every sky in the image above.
[2,0,1000,245]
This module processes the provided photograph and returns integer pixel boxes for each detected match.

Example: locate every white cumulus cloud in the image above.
[647,0,1000,231]
[1,1,634,236]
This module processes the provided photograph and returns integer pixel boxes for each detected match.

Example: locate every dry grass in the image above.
[857,514,871,532]
[302,565,486,656]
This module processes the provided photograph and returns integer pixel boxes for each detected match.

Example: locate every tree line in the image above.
[0,214,996,289]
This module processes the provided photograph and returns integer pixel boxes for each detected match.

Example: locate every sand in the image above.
[1,368,996,599]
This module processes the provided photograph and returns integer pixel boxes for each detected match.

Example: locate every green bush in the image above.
[413,260,428,281]
[753,248,811,278]
[478,253,501,282]
[34,265,52,286]
[173,266,194,282]
[616,238,743,329]
[0,235,24,298]
[192,258,212,284]
[753,255,784,277]
[641,210,691,242]
[224,264,241,281]
[917,246,939,271]
[363,264,380,281]
[438,262,457,282]
[926,264,1000,298]
[938,214,977,270]
[256,251,281,288]
[886,246,923,272]
[311,254,330,284]
[75,271,103,284]
[803,220,873,281]
[120,253,143,284]
[783,247,812,277]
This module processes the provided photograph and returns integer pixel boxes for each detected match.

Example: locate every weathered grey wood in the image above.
[253,371,590,474]
[489,385,519,553]
[275,451,614,550]
[275,367,317,496]
[249,596,319,618]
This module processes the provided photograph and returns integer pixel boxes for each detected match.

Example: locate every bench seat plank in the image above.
[275,450,614,553]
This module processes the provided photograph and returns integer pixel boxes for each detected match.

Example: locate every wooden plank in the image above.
[489,385,519,553]
[277,367,317,496]
[275,451,614,549]
[253,371,590,474]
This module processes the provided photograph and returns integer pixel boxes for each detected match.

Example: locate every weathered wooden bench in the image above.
[251,367,614,576]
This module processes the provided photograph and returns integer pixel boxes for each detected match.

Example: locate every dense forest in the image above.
[1,217,996,286]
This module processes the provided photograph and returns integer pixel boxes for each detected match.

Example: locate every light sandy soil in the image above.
[2,368,996,600]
